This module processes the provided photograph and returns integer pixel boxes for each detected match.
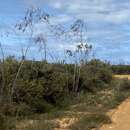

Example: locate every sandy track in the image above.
[114,75,130,80]
[98,98,130,130]
[17,98,130,130]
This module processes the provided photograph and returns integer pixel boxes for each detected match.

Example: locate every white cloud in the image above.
[47,0,130,24]
[23,0,130,24]
[8,0,130,63]
[50,14,73,24]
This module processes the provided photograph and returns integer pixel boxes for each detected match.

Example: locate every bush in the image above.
[97,68,112,84]
[0,113,6,130]
[0,58,114,116]
[30,98,54,113]
[0,113,15,130]
[0,103,17,116]
[0,103,32,117]
[15,103,32,117]
[80,60,112,92]
[118,78,130,91]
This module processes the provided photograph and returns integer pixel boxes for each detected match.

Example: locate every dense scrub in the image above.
[14,78,130,130]
[0,57,130,130]
[0,58,112,115]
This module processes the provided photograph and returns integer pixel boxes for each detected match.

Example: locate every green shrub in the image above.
[30,98,54,113]
[15,103,32,117]
[0,113,6,130]
[0,103,32,117]
[97,68,112,84]
[118,78,130,91]
[80,60,112,92]
[0,58,114,116]
[0,103,17,116]
[0,113,15,130]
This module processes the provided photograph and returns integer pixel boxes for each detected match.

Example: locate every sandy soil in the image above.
[114,75,130,80]
[98,98,130,130]
[17,98,130,130]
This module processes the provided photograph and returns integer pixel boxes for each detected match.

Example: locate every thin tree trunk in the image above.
[0,42,5,103]
[10,43,31,103]
[72,63,77,92]
[75,66,79,92]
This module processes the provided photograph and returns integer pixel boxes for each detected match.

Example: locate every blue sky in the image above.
[0,0,130,64]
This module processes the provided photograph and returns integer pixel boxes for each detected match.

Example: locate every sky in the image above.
[0,0,130,64]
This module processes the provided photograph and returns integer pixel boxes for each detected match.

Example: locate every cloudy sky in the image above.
[0,0,130,64]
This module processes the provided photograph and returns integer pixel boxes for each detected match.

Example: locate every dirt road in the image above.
[98,98,130,130]
[17,98,130,130]
[114,75,130,80]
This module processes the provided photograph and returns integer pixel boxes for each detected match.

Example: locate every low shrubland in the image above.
[0,57,130,130]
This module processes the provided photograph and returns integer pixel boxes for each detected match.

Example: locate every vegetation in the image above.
[0,58,112,114]
[0,57,130,130]
[0,7,130,130]
[112,64,130,74]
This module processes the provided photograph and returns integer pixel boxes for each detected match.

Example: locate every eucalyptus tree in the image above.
[66,19,92,92]
[9,8,51,101]
[0,7,93,103]
[10,7,69,101]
